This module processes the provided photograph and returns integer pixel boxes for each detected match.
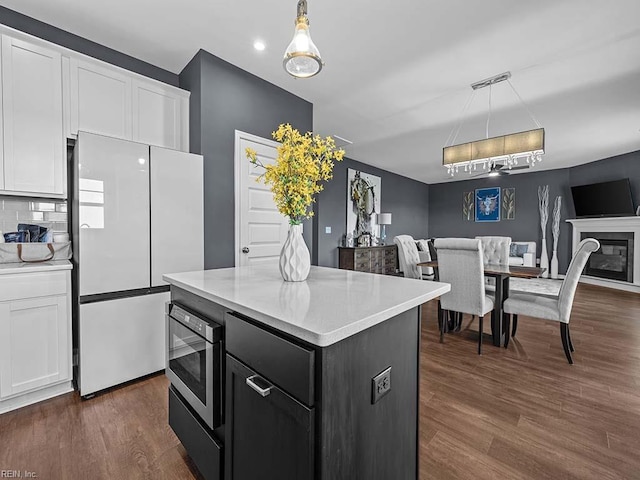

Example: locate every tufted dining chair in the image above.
[503,238,600,364]
[475,236,511,292]
[476,236,512,265]
[393,235,431,280]
[434,238,495,354]
[415,239,434,277]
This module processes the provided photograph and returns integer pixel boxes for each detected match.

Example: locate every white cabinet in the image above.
[70,57,132,140]
[150,146,203,286]
[0,29,191,198]
[1,35,65,196]
[69,58,190,152]
[0,268,72,412]
[133,79,189,151]
[0,296,70,398]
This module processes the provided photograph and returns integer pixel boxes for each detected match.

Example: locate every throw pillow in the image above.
[510,243,530,257]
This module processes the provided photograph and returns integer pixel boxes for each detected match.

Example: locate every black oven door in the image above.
[167,313,221,430]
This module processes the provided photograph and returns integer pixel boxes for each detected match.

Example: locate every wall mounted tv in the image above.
[571,179,635,218]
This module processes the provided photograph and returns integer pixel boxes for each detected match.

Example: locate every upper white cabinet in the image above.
[69,58,189,152]
[0,27,190,199]
[70,57,132,140]
[1,35,65,196]
[133,79,189,151]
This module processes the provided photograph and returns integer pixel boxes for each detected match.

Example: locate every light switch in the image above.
[325,226,332,234]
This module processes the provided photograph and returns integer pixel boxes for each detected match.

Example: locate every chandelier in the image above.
[283,0,323,78]
[443,72,545,177]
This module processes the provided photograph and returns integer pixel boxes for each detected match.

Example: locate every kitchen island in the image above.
[163,265,449,480]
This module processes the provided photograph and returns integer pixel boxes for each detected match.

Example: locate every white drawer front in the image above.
[0,270,68,302]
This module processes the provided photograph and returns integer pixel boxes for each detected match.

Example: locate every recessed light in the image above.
[253,40,266,51]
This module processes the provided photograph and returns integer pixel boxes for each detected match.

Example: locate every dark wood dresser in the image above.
[338,245,398,275]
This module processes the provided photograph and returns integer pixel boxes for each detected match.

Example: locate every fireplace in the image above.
[581,232,634,283]
[568,217,640,293]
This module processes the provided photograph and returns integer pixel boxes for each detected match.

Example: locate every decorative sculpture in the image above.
[551,196,562,279]
[538,185,550,278]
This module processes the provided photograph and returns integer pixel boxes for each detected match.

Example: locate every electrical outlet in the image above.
[371,366,391,404]
[325,226,332,234]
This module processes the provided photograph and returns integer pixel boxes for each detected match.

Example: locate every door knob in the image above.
[242,247,250,254]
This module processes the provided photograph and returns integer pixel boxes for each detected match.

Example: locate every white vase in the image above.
[279,224,310,282]
[540,236,549,278]
[550,250,559,279]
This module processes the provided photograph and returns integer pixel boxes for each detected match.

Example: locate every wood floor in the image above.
[0,373,203,480]
[420,283,640,479]
[1,283,639,479]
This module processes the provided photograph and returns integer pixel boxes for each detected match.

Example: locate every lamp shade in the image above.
[377,213,392,225]
[443,128,545,165]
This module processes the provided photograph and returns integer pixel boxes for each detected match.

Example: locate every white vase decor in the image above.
[551,195,562,279]
[279,224,311,282]
[538,185,550,278]
[246,124,345,282]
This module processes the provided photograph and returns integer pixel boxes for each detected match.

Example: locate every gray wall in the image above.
[313,157,430,267]
[180,50,313,269]
[0,6,178,86]
[567,150,640,213]
[428,150,640,272]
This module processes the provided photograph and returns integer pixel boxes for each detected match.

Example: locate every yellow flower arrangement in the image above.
[246,124,345,225]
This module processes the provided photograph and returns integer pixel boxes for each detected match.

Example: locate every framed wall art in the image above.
[502,187,516,220]
[347,169,381,238]
[463,191,474,221]
[475,187,501,222]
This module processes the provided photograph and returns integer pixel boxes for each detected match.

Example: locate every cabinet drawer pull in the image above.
[246,375,273,397]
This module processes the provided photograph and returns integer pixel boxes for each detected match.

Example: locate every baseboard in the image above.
[0,381,74,415]
[579,275,640,293]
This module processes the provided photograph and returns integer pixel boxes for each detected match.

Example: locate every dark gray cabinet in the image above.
[172,287,421,480]
[225,355,314,480]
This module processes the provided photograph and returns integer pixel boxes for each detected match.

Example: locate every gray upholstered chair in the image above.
[393,235,431,280]
[415,239,434,276]
[476,236,512,265]
[503,238,600,364]
[476,236,511,292]
[434,238,495,354]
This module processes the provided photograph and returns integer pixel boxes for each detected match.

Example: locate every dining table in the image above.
[417,260,545,347]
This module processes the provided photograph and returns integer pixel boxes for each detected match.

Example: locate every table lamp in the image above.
[376,213,392,245]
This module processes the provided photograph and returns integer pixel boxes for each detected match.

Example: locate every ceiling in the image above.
[3,0,640,184]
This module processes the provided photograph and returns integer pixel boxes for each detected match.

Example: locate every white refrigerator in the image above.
[73,132,203,397]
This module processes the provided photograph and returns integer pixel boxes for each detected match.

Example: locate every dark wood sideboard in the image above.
[338,245,398,275]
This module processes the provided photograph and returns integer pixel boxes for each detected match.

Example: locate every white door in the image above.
[79,292,169,396]
[70,57,132,140]
[150,146,203,287]
[235,131,289,267]
[133,79,188,151]
[76,132,150,296]
[0,295,70,399]
[1,35,65,196]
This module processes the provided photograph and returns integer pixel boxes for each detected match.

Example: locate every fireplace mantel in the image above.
[567,216,640,292]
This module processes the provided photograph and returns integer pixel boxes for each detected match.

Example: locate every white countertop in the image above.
[0,260,73,275]
[164,265,450,347]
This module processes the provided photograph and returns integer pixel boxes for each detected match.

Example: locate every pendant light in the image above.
[283,0,323,78]
[443,72,545,177]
